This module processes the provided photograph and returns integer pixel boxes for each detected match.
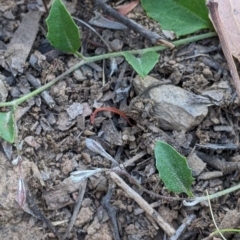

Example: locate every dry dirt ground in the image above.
[1,0,240,240]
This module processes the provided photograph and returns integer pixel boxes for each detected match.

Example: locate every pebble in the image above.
[202,67,213,78]
[0,79,8,102]
[198,171,223,180]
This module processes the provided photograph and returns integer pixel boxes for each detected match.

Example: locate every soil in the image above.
[1,0,240,240]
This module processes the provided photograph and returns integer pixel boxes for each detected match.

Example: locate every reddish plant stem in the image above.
[91,107,133,125]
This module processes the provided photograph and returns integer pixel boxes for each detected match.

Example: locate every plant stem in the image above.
[211,229,240,235]
[0,31,216,108]
[0,60,85,107]
[85,32,217,62]
[75,51,87,60]
[183,183,240,206]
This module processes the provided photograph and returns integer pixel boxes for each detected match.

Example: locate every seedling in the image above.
[141,0,213,37]
[154,141,240,206]
[0,0,224,207]
[154,141,194,197]
[0,0,216,143]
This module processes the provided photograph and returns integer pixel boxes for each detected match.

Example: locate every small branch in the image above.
[42,0,49,14]
[91,0,173,47]
[134,200,162,215]
[169,214,196,240]
[102,183,120,240]
[196,151,240,175]
[61,180,87,240]
[116,151,147,169]
[110,172,175,237]
[26,191,60,237]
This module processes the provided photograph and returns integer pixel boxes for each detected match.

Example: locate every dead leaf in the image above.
[115,0,140,16]
[207,0,240,98]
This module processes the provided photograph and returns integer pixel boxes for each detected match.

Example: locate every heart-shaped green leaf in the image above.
[0,111,15,143]
[46,0,80,54]
[141,0,213,37]
[154,141,194,197]
[123,51,159,78]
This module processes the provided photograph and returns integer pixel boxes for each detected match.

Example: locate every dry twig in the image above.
[91,0,174,47]
[102,183,120,240]
[61,180,87,240]
[110,172,176,237]
[169,214,196,240]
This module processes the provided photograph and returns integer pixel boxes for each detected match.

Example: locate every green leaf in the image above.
[141,0,213,37]
[123,51,159,78]
[46,0,80,53]
[154,141,194,197]
[0,111,15,143]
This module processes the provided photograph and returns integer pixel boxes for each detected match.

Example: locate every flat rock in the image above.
[133,75,210,131]
[0,79,8,102]
[187,152,206,177]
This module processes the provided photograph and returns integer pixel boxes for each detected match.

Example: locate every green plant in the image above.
[44,0,240,208]
[2,0,239,212]
[154,141,240,206]
[0,0,218,202]
[141,0,213,37]
[154,141,194,197]
[0,0,216,143]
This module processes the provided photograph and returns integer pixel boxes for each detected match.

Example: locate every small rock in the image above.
[66,102,83,120]
[202,89,224,103]
[198,171,223,180]
[0,79,8,102]
[3,10,15,20]
[133,75,209,131]
[218,210,240,239]
[213,125,233,132]
[202,67,213,79]
[102,120,123,146]
[24,136,41,149]
[169,69,182,85]
[82,102,92,117]
[209,178,222,188]
[187,152,206,177]
[57,112,76,131]
[109,39,123,51]
[61,157,78,175]
[82,198,92,207]
[47,112,57,125]
[75,207,93,227]
[40,117,52,132]
[73,69,86,81]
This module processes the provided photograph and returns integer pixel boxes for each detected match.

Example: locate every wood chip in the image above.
[2,11,43,75]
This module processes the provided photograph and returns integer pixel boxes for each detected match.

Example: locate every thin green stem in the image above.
[212,229,240,234]
[75,51,87,60]
[0,59,85,107]
[0,31,217,108]
[184,183,240,206]
[84,32,217,62]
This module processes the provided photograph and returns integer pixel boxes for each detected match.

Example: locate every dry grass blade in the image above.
[85,138,117,164]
